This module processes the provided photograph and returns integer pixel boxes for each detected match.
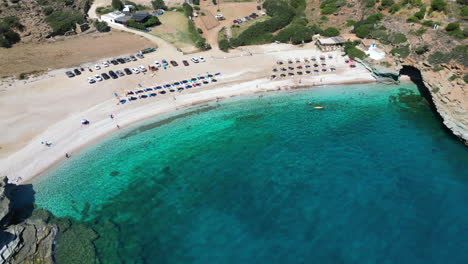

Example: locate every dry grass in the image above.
[0,31,153,78]
[149,11,197,52]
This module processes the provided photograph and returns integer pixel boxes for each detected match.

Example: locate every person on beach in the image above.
[110,114,114,119]
[117,124,120,129]
[65,153,70,158]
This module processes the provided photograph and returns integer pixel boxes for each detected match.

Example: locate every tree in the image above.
[94,21,110,32]
[219,39,230,52]
[430,0,446,12]
[0,20,21,48]
[127,19,145,30]
[193,0,200,4]
[112,0,124,10]
[43,6,54,16]
[182,3,193,17]
[143,16,161,27]
[151,0,167,10]
[322,27,340,37]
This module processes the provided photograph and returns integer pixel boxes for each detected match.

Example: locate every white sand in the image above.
[0,43,375,183]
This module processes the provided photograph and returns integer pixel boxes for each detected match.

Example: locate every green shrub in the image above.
[96,7,115,14]
[365,0,376,7]
[112,0,123,10]
[212,0,217,5]
[193,0,199,4]
[275,24,312,44]
[448,75,459,81]
[0,17,21,47]
[445,23,460,32]
[43,6,54,15]
[232,0,295,46]
[322,27,340,37]
[410,27,426,36]
[182,3,193,17]
[464,74,468,83]
[219,39,230,52]
[414,6,426,19]
[391,46,410,57]
[380,0,394,7]
[389,4,400,13]
[406,16,419,23]
[194,6,200,10]
[428,45,468,66]
[46,10,84,35]
[344,41,366,59]
[430,0,446,12]
[151,0,167,10]
[414,45,429,54]
[391,33,407,44]
[354,23,374,38]
[321,6,337,14]
[309,24,323,35]
[346,20,356,27]
[127,19,145,30]
[143,16,160,27]
[94,21,110,32]
[461,6,468,17]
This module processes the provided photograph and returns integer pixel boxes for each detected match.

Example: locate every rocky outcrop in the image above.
[361,18,467,145]
[0,177,56,264]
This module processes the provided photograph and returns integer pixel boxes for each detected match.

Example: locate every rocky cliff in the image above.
[362,18,467,144]
[0,177,56,264]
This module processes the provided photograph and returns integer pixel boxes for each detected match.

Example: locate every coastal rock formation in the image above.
[363,18,467,144]
[0,177,56,264]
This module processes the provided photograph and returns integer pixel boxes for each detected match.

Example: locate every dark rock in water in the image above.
[110,171,119,177]
[0,176,56,264]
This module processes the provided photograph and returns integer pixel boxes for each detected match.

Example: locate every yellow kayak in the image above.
[314,106,324,109]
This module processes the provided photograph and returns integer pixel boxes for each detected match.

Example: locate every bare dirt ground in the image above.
[0,31,153,78]
[194,1,260,49]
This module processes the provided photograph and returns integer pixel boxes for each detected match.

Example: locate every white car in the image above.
[94,64,101,70]
[94,74,103,81]
[191,57,199,63]
[138,65,147,72]
[102,61,109,67]
[154,61,161,68]
[260,11,266,16]
[86,77,95,84]
[198,56,206,62]
[131,67,140,74]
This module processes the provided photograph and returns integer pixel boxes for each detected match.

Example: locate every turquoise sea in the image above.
[32,83,468,263]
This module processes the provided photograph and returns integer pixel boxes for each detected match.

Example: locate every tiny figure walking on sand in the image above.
[110,114,114,119]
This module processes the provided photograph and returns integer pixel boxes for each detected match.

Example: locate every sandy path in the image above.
[0,43,376,183]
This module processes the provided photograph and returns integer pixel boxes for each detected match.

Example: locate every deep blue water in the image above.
[33,83,468,263]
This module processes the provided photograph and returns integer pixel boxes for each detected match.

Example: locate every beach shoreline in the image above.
[0,43,377,184]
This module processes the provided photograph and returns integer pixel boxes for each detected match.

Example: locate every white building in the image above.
[101,11,126,26]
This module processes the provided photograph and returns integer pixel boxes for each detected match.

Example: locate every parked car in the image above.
[94,74,103,81]
[124,57,131,62]
[182,60,189,66]
[102,61,110,67]
[73,69,81,75]
[116,70,125,76]
[94,64,101,70]
[131,68,140,74]
[109,70,118,79]
[130,55,137,61]
[198,56,206,62]
[138,66,147,72]
[257,5,261,10]
[170,60,178,67]
[110,60,119,65]
[191,57,199,63]
[162,59,168,66]
[101,73,110,80]
[124,68,132,75]
[136,53,144,59]
[154,61,161,67]
[260,11,266,15]
[65,71,75,78]
[117,58,126,64]
[86,77,95,84]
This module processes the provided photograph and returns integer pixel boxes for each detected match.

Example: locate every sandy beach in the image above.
[0,42,376,183]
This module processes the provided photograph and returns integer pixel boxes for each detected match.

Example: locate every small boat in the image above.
[314,106,324,109]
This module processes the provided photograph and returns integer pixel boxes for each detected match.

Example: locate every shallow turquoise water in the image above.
[33,83,468,263]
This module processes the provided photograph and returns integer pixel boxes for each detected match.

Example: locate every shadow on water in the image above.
[6,183,35,225]
[399,65,461,142]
